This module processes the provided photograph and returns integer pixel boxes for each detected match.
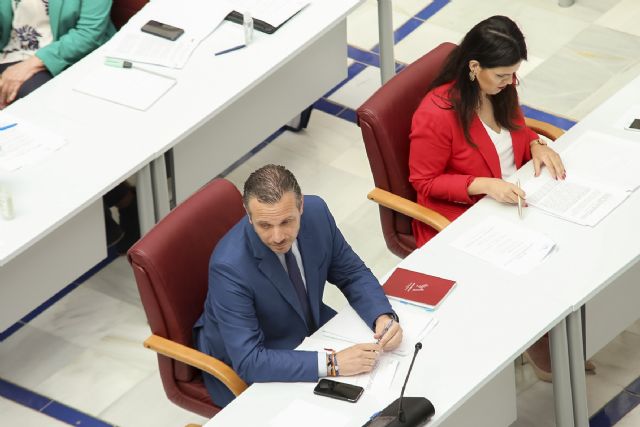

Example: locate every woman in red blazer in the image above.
[409,16,565,247]
[409,16,574,382]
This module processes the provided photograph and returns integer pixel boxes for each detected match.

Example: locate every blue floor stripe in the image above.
[348,45,380,67]
[590,388,640,426]
[521,105,576,131]
[0,378,115,426]
[416,0,451,21]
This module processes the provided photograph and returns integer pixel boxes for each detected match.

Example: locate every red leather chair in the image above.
[111,0,149,29]
[357,42,564,258]
[128,178,248,418]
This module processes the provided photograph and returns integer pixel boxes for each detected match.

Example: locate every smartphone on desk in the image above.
[141,20,184,41]
[313,379,363,403]
[624,118,640,132]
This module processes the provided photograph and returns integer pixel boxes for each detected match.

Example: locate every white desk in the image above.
[0,0,366,333]
[204,221,571,426]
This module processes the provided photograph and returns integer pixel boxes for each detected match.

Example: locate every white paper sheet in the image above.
[74,65,176,111]
[450,216,556,275]
[320,300,437,357]
[268,399,350,427]
[106,0,234,68]
[0,112,67,171]
[298,336,399,391]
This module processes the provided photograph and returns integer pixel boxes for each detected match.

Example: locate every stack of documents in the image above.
[450,216,556,275]
[0,112,67,171]
[523,131,640,226]
[105,0,233,68]
[320,300,437,357]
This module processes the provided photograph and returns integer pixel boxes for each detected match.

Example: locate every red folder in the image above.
[383,267,456,310]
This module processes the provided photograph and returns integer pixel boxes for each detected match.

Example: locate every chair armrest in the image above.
[525,117,565,141]
[144,334,248,397]
[368,188,451,232]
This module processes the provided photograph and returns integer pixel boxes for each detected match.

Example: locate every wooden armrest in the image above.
[144,334,248,397]
[368,188,451,232]
[525,117,565,141]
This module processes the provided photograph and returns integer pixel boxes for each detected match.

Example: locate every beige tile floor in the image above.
[3,0,640,425]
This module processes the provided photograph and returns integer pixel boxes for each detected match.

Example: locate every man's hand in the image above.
[335,343,382,376]
[0,56,46,108]
[374,314,403,351]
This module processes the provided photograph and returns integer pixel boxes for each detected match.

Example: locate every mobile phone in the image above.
[624,118,640,132]
[141,20,184,41]
[313,379,363,402]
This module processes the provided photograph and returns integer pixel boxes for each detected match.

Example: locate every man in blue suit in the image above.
[194,164,403,407]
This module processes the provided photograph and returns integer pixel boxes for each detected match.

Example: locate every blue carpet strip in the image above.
[0,1,635,426]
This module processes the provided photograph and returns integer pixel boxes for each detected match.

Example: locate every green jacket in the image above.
[0,0,116,75]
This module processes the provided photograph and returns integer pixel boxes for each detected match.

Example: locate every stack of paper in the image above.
[450,216,556,275]
[319,300,437,357]
[523,131,639,226]
[0,112,67,171]
[106,0,234,68]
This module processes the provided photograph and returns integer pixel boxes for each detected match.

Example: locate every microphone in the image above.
[398,343,422,422]
[362,342,434,427]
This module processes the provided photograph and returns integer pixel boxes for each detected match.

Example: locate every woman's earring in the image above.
[469,70,476,82]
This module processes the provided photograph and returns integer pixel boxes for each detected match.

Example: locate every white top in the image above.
[481,121,516,178]
[1,0,53,64]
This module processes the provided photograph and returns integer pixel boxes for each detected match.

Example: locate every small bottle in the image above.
[243,11,254,45]
[0,185,15,220]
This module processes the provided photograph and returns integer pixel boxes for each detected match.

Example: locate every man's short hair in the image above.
[243,164,302,209]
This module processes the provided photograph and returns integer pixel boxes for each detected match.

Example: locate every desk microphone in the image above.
[362,343,435,427]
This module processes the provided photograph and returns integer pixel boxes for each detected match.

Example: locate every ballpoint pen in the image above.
[376,318,394,344]
[0,123,17,131]
[214,44,246,56]
[516,179,523,219]
[104,57,175,80]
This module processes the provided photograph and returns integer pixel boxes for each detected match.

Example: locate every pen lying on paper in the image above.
[104,57,174,79]
[0,123,17,131]
[215,44,246,56]
[376,319,394,344]
[516,179,523,220]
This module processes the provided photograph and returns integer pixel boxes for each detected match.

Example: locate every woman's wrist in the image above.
[530,138,547,147]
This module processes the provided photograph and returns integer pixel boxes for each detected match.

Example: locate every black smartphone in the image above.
[141,20,184,41]
[624,118,640,132]
[313,379,364,402]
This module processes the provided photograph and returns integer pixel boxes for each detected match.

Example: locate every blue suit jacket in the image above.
[193,196,393,407]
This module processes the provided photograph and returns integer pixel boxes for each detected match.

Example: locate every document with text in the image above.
[523,131,636,226]
[0,112,67,171]
[450,216,556,275]
[319,300,437,357]
[106,0,234,68]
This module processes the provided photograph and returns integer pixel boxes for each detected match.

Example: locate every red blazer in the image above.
[409,82,537,247]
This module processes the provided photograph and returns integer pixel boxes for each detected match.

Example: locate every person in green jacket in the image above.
[0,0,115,108]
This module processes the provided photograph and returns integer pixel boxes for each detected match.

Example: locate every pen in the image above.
[214,44,246,56]
[376,318,394,344]
[104,57,175,80]
[516,179,523,220]
[0,123,17,131]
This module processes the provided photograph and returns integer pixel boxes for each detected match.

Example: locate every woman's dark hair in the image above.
[430,15,527,146]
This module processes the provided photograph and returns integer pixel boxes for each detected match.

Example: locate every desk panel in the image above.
[0,200,105,331]
[173,22,347,203]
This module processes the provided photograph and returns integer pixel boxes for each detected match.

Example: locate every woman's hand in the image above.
[530,140,565,180]
[469,177,525,204]
[0,56,46,108]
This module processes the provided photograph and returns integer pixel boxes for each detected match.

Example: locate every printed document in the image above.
[320,300,437,357]
[450,216,556,275]
[523,131,636,226]
[298,336,399,391]
[0,112,66,171]
[106,0,233,68]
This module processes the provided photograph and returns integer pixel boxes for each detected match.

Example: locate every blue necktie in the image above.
[285,249,314,332]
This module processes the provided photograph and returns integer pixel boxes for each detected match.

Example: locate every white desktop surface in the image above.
[0,0,361,331]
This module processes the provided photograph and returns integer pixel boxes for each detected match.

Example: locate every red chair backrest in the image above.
[111,0,149,29]
[128,178,245,417]
[357,42,456,258]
